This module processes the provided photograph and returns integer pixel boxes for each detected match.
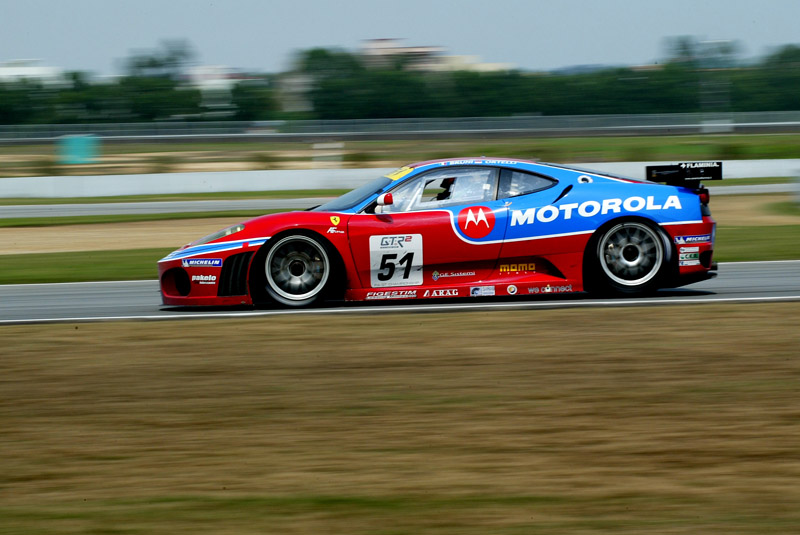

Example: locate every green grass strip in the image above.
[770,201,800,217]
[710,177,796,187]
[714,225,800,262]
[0,248,172,284]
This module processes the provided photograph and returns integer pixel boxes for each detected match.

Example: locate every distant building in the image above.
[0,59,65,85]
[361,38,445,70]
[434,55,515,73]
[184,65,257,113]
[277,73,314,113]
[277,40,517,113]
[185,65,240,92]
[361,39,514,72]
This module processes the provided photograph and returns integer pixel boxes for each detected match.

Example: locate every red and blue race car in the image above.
[158,157,719,307]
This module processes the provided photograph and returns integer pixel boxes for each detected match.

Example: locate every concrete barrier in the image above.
[0,168,394,198]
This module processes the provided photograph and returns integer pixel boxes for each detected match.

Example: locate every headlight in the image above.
[191,224,245,246]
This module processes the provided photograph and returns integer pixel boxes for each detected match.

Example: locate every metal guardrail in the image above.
[3,112,800,141]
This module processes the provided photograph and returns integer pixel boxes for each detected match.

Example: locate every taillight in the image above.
[698,188,710,205]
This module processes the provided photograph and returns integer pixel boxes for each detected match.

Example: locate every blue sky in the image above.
[2,0,798,74]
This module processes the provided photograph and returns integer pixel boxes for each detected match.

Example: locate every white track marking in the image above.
[2,295,799,325]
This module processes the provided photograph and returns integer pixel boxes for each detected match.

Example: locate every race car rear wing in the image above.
[645,161,722,186]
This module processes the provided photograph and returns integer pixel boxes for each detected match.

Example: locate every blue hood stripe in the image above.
[159,237,269,263]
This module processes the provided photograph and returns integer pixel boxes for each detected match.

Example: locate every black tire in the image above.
[586,220,671,296]
[251,231,339,307]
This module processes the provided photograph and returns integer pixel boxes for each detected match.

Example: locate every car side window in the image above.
[497,169,555,199]
[382,167,498,213]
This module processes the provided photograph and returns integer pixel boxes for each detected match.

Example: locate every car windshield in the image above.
[311,176,393,212]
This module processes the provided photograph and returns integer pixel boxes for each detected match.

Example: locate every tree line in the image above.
[1,40,799,124]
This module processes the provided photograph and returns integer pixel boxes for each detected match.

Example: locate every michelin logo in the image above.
[675,234,711,245]
[182,258,223,267]
[510,195,682,226]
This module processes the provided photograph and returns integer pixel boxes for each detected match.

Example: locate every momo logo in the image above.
[457,206,495,239]
[499,263,535,273]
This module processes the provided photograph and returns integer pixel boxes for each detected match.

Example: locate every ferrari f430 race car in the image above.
[158,158,719,307]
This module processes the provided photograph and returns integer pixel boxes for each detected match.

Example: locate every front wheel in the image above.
[589,221,669,296]
[252,233,337,307]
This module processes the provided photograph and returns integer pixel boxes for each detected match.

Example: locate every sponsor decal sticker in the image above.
[529,284,574,294]
[458,206,495,239]
[369,234,424,287]
[432,270,475,281]
[365,290,417,300]
[679,252,700,261]
[377,235,414,249]
[681,162,720,169]
[326,227,345,234]
[470,286,496,297]
[182,258,222,267]
[680,260,701,266]
[384,166,414,181]
[507,285,518,295]
[439,159,519,166]
[510,195,682,227]
[424,289,459,298]
[191,274,217,285]
[675,234,712,245]
[330,216,340,226]
[499,263,535,273]
[680,246,700,253]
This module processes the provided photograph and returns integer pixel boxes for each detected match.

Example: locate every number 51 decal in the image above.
[369,234,423,287]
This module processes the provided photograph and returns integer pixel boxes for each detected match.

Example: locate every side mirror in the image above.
[376,193,394,206]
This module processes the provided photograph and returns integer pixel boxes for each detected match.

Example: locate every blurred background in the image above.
[1,0,799,166]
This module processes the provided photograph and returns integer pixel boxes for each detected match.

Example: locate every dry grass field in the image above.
[2,303,799,534]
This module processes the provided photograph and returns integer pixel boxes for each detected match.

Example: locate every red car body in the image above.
[158,158,717,307]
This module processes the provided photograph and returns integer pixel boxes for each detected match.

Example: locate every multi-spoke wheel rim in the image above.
[599,222,663,287]
[265,236,329,301]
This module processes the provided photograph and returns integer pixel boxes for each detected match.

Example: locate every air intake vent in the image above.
[217,252,254,296]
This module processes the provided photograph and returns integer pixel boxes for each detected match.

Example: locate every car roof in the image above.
[403,157,642,185]
[408,157,540,169]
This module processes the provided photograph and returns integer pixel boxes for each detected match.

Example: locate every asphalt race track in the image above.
[0,261,798,325]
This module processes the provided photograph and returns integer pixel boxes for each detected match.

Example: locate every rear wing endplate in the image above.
[645,161,722,186]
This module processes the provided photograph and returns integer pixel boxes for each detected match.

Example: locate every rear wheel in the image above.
[589,221,668,296]
[252,233,337,307]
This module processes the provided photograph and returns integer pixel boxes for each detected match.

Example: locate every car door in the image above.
[497,168,579,260]
[347,166,508,290]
